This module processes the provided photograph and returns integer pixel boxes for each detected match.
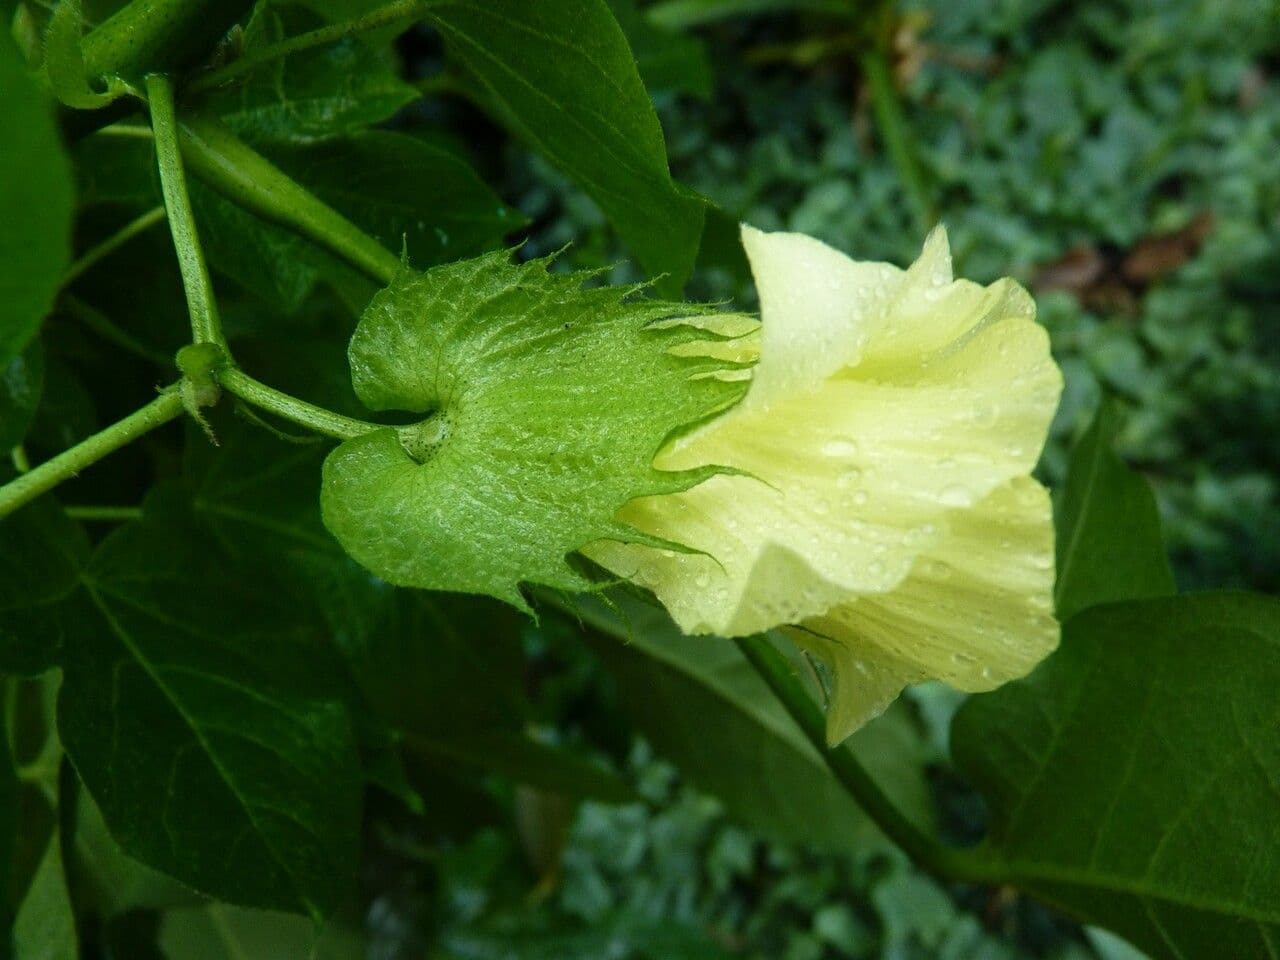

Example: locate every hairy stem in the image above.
[0,390,185,519]
[177,114,402,285]
[147,76,229,352]
[188,0,430,93]
[218,368,383,442]
[734,634,1000,884]
[63,206,167,286]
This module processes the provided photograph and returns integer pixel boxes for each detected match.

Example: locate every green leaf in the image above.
[321,250,747,608]
[1055,401,1175,620]
[1,344,44,451]
[202,3,417,145]
[55,493,363,916]
[158,904,366,960]
[573,592,935,852]
[260,132,527,269]
[0,30,74,365]
[12,833,78,960]
[426,0,706,294]
[0,496,90,676]
[952,593,1280,960]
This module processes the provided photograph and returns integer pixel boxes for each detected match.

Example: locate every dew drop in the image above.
[869,560,886,577]
[939,484,972,507]
[822,438,859,458]
[852,489,870,507]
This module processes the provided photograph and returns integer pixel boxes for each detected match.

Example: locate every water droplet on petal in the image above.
[939,484,972,507]
[822,438,859,458]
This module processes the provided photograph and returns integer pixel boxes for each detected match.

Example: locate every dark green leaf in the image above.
[0,497,90,676]
[56,493,363,916]
[322,250,747,608]
[952,593,1280,960]
[426,0,706,293]
[1055,401,1175,620]
[202,4,417,145]
[575,593,935,852]
[262,131,527,269]
[0,30,74,364]
[646,0,848,29]
[0,344,44,451]
[158,904,366,960]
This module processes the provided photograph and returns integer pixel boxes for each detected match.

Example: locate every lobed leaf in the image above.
[321,249,749,609]
[55,492,364,917]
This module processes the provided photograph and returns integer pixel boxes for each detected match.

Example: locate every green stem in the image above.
[861,49,933,233]
[218,368,383,441]
[147,76,229,352]
[188,0,430,94]
[0,390,185,520]
[64,505,144,522]
[62,206,166,286]
[10,447,30,474]
[734,634,1000,884]
[62,295,172,366]
[177,114,402,285]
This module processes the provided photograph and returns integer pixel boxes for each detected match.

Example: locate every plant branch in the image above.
[218,368,384,442]
[62,206,166,286]
[188,0,430,94]
[146,76,229,352]
[734,634,1001,884]
[0,389,185,519]
[176,114,402,285]
[64,505,144,522]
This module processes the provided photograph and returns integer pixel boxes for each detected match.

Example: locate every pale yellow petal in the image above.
[795,476,1059,743]
[587,228,1060,640]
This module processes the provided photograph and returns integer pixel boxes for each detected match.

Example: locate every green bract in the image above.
[320,250,750,609]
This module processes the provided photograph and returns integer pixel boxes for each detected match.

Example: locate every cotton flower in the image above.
[585,224,1064,744]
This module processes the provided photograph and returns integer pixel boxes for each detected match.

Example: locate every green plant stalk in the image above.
[733,634,1002,885]
[147,76,229,352]
[861,50,933,233]
[62,206,167,286]
[218,368,383,441]
[64,505,144,522]
[176,114,402,285]
[82,0,257,81]
[0,390,185,520]
[188,0,430,93]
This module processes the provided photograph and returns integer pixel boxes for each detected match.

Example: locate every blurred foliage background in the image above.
[351,0,1279,957]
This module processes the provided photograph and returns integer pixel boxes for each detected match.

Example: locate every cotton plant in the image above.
[2,1,1275,956]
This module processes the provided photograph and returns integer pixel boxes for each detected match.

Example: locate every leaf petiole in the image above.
[734,634,1003,886]
[0,389,185,520]
[62,205,166,286]
[146,75,229,352]
[217,368,384,442]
